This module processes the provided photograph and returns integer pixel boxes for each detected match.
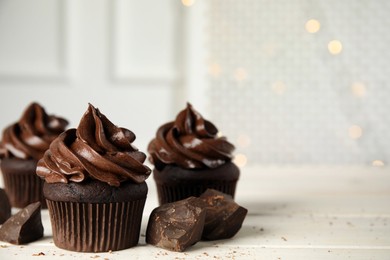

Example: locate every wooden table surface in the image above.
[1,165,389,259]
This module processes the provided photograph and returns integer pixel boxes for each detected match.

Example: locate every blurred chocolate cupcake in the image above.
[0,102,68,208]
[37,104,151,252]
[148,103,239,205]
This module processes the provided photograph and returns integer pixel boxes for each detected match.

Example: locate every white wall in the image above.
[2,0,387,166]
[0,0,195,151]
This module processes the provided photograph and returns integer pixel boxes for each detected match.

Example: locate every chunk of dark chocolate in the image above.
[146,197,206,252]
[0,188,11,224]
[0,202,43,244]
[199,189,247,240]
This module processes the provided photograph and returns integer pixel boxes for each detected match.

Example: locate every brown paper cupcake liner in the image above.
[46,199,146,252]
[2,170,47,208]
[156,181,237,204]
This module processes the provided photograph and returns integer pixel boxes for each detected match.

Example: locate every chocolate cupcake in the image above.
[36,104,151,252]
[148,103,239,205]
[0,102,68,208]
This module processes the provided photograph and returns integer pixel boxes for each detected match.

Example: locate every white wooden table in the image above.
[1,166,389,259]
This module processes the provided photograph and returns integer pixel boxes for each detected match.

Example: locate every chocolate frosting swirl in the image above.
[37,104,151,186]
[148,103,235,170]
[0,102,68,160]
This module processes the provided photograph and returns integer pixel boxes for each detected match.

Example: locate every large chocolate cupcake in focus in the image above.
[36,104,151,252]
[148,103,239,205]
[0,102,68,208]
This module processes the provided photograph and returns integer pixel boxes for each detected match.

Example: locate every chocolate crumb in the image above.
[32,252,45,256]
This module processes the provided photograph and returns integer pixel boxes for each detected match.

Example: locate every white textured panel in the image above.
[205,0,390,165]
[111,0,178,82]
[0,0,66,79]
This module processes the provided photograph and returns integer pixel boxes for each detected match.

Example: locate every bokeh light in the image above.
[305,19,321,33]
[351,82,366,97]
[234,154,248,167]
[372,160,385,167]
[181,0,195,7]
[234,68,248,82]
[328,40,343,55]
[209,62,222,77]
[349,125,363,139]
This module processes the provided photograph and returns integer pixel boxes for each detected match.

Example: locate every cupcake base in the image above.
[44,180,148,252]
[0,158,47,208]
[46,200,145,252]
[153,162,239,205]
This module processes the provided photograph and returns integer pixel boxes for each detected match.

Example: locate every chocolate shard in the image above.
[0,188,11,224]
[0,202,44,244]
[199,189,247,240]
[146,197,206,252]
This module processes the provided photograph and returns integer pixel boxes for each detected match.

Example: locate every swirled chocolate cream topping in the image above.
[148,103,235,169]
[0,103,68,160]
[37,104,151,187]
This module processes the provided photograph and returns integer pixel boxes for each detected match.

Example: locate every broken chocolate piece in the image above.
[0,188,11,224]
[146,197,206,252]
[199,189,247,240]
[0,202,43,244]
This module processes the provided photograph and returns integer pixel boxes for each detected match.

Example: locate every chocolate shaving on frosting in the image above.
[0,102,68,160]
[148,103,234,169]
[37,104,151,186]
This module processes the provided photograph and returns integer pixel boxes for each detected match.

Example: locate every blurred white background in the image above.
[0,0,389,167]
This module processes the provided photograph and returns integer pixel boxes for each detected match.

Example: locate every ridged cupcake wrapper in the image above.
[46,199,146,252]
[2,171,47,208]
[156,181,237,205]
